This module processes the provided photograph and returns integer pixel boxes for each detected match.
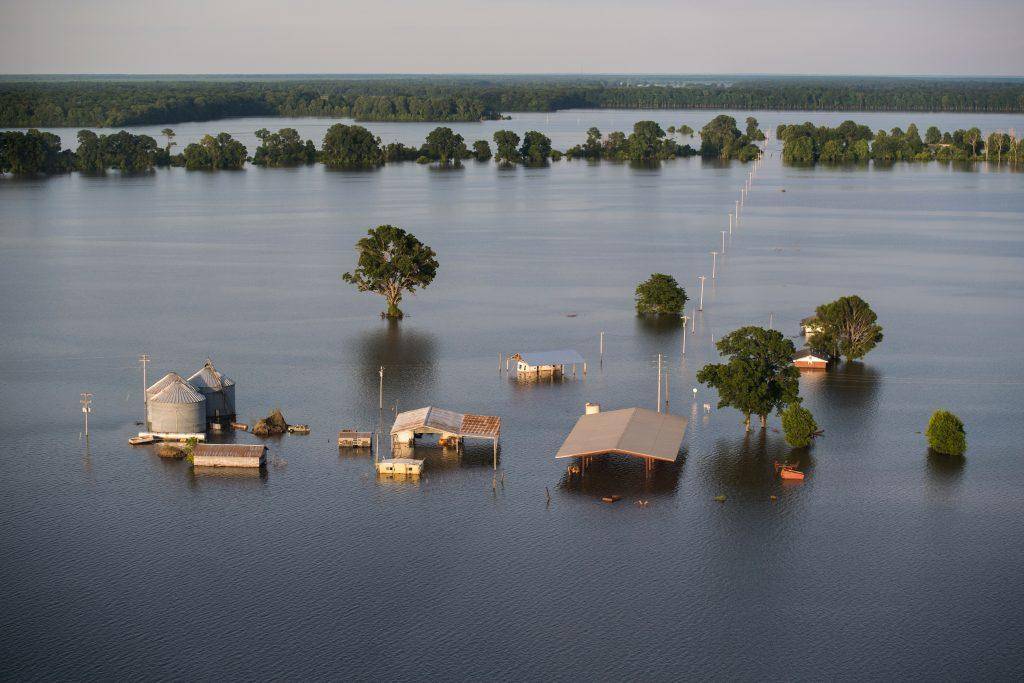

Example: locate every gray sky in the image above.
[1,0,1022,76]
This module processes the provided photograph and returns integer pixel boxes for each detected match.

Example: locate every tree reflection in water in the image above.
[558,451,685,500]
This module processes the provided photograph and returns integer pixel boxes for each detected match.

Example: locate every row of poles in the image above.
[655,143,768,413]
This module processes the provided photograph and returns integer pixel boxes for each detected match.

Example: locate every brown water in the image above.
[1,111,1023,680]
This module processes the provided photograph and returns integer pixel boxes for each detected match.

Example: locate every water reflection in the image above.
[700,431,812,493]
[635,315,681,337]
[816,362,881,411]
[187,466,269,487]
[558,453,684,499]
[353,319,438,410]
[390,440,499,471]
[925,449,965,500]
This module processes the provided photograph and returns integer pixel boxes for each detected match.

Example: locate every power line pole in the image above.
[599,331,604,366]
[681,316,688,355]
[711,251,718,278]
[378,366,384,411]
[656,354,663,413]
[729,212,733,235]
[698,276,706,311]
[80,392,92,437]
[721,231,727,255]
[139,354,150,427]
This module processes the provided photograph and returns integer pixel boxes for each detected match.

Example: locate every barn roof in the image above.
[149,374,205,404]
[193,444,265,459]
[555,407,687,462]
[188,358,234,391]
[391,406,501,439]
[515,349,585,367]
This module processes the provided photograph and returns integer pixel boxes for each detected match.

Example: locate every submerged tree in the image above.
[342,225,438,319]
[697,326,801,431]
[519,130,552,164]
[252,127,316,167]
[182,132,247,170]
[493,130,521,165]
[628,120,666,162]
[926,410,966,456]
[472,139,492,161]
[781,403,818,448]
[424,126,468,166]
[809,295,883,361]
[321,124,384,168]
[635,273,687,315]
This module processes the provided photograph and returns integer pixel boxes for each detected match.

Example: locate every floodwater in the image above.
[1,110,1023,680]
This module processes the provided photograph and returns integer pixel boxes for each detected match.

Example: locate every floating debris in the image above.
[230,422,249,431]
[287,424,310,435]
[601,495,622,504]
[129,434,157,446]
[714,494,727,503]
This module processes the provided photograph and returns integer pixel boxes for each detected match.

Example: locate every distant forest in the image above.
[2,77,1023,127]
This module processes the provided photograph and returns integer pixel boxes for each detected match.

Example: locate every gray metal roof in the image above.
[146,372,181,400]
[391,406,500,439]
[149,375,205,404]
[188,359,234,391]
[515,349,585,367]
[555,407,687,462]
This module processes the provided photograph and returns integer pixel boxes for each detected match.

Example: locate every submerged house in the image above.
[144,372,207,439]
[801,316,823,339]
[511,349,586,377]
[188,358,236,425]
[192,444,266,468]
[793,348,829,370]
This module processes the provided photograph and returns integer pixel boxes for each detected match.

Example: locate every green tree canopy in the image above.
[809,295,883,361]
[697,326,801,430]
[635,273,687,315]
[342,225,439,319]
[745,116,766,141]
[781,403,818,448]
[628,120,666,162]
[493,130,521,165]
[519,130,552,164]
[926,410,966,456]
[0,129,73,175]
[472,139,492,160]
[183,132,247,170]
[424,126,468,165]
[252,128,316,167]
[321,124,384,168]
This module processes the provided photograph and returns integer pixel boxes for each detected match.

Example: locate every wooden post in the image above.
[583,362,587,376]
[665,368,670,412]
[492,438,498,471]
[499,353,502,372]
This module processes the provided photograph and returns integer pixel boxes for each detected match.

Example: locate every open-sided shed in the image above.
[556,407,687,471]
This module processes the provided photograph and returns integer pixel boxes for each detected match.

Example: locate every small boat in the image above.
[287,424,310,435]
[775,461,805,480]
[601,494,622,504]
[128,434,157,446]
[230,422,249,431]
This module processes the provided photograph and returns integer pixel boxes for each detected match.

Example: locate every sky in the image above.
[1,0,1022,76]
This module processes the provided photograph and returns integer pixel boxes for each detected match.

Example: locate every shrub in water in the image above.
[781,403,818,448]
[926,410,966,456]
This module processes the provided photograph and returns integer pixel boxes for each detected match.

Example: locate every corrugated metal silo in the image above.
[147,373,206,435]
[187,359,236,421]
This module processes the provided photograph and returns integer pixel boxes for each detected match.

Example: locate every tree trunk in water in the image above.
[385,301,403,319]
[760,414,768,429]
[744,415,751,432]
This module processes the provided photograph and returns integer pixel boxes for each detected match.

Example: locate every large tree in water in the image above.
[697,326,801,431]
[343,225,438,319]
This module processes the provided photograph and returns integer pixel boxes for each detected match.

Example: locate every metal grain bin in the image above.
[188,359,236,421]
[147,373,206,436]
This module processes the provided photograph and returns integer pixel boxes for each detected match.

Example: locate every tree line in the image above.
[778,120,1024,164]
[0,118,736,175]
[2,77,1023,127]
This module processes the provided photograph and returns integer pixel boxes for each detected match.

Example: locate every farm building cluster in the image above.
[142,359,236,440]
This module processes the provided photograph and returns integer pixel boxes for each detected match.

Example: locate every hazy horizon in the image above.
[1,0,1022,77]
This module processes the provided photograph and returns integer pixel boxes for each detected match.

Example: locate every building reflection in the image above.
[557,452,685,499]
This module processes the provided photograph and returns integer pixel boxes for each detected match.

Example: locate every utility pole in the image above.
[697,276,706,311]
[378,366,384,411]
[139,354,150,427]
[711,251,718,278]
[80,392,92,437]
[599,331,604,365]
[735,200,740,221]
[729,212,733,234]
[656,354,663,413]
[665,367,670,413]
[681,316,688,355]
[721,231,727,255]
[768,311,774,329]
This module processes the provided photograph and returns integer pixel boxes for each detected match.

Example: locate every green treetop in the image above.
[342,225,438,319]
[808,295,883,361]
[635,273,687,315]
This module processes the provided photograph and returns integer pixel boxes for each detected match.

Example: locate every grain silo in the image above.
[187,359,236,424]
[147,372,206,437]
